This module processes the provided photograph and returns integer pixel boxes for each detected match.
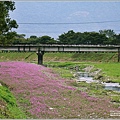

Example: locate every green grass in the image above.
[44,52,118,62]
[51,67,74,79]
[46,62,120,106]
[111,95,120,103]
[0,83,27,119]
[0,52,37,62]
[45,61,120,84]
[0,52,118,63]
[92,63,120,83]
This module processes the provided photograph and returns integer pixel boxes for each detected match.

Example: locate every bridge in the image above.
[0,44,120,64]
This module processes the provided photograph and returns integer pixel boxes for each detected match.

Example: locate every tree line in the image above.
[11,29,120,45]
[0,1,120,46]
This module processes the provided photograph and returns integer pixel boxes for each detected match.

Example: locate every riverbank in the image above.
[45,61,120,113]
[0,52,119,84]
[0,61,120,118]
[0,52,120,118]
[0,52,118,62]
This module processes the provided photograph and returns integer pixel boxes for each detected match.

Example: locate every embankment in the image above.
[0,52,118,62]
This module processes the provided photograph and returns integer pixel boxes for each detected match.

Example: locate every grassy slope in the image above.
[44,52,118,62]
[93,63,120,83]
[0,52,37,62]
[0,84,26,118]
[0,52,118,62]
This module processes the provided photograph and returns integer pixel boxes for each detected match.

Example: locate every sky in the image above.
[10,1,120,39]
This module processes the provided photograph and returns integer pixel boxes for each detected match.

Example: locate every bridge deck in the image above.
[0,45,119,52]
[0,45,120,64]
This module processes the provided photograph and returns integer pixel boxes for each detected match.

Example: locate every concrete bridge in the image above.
[0,44,120,64]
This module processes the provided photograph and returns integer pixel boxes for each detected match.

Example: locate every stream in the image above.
[77,72,120,92]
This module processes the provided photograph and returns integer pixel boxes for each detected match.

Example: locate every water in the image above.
[102,83,120,92]
[77,76,99,83]
[77,72,99,83]
[77,72,120,92]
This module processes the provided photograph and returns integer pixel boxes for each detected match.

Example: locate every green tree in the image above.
[58,30,76,44]
[83,32,107,45]
[58,30,108,45]
[112,34,120,45]
[30,35,37,39]
[25,35,37,44]
[0,1,18,45]
[99,29,116,44]
[12,34,27,44]
[37,35,56,44]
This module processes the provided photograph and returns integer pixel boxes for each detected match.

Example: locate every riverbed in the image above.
[77,72,120,92]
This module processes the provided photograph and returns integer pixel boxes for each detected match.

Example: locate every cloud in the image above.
[68,11,89,19]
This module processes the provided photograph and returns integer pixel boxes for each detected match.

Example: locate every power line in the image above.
[18,20,120,25]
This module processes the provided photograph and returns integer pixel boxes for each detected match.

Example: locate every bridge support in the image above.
[36,51,44,65]
[118,47,120,62]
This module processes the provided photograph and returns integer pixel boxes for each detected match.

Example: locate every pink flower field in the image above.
[0,61,119,119]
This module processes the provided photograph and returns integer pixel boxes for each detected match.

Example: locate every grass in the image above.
[0,51,118,62]
[0,52,37,62]
[45,61,120,83]
[51,67,74,79]
[44,52,118,62]
[91,63,120,83]
[0,83,27,118]
[44,61,120,109]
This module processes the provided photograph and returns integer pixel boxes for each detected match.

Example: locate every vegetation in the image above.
[0,1,18,46]
[0,61,120,119]
[45,61,120,83]
[44,61,120,112]
[0,51,120,118]
[0,52,118,63]
[9,29,120,45]
[93,63,120,83]
[1,29,120,46]
[0,52,120,83]
[44,52,118,63]
[0,1,120,119]
[0,83,26,118]
[0,52,37,62]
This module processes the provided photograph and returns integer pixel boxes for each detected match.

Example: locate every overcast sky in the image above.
[10,1,120,39]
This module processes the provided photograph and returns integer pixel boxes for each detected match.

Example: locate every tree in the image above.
[112,34,120,45]
[12,34,26,44]
[58,30,76,44]
[0,1,18,45]
[37,35,56,44]
[83,32,107,45]
[99,29,116,44]
[57,30,109,45]
[26,35,37,44]
[30,35,37,39]
[99,29,115,38]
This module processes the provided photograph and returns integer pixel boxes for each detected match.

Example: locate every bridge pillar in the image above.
[118,47,120,62]
[36,51,44,65]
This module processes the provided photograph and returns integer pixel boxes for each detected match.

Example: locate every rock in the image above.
[83,66,94,72]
